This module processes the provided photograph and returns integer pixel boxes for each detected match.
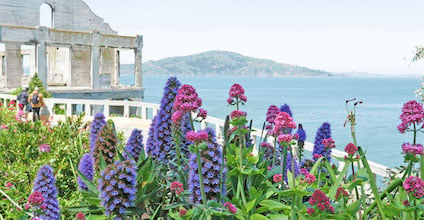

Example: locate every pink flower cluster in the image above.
[273,174,283,183]
[321,138,335,149]
[260,142,272,148]
[344,143,358,156]
[398,100,424,133]
[27,191,44,206]
[179,208,187,217]
[174,85,202,112]
[300,168,309,175]
[185,130,209,143]
[170,181,184,195]
[197,108,207,119]
[224,202,237,214]
[4,182,13,190]
[335,187,349,200]
[76,212,85,220]
[403,176,424,198]
[304,174,316,184]
[307,207,315,216]
[230,110,247,119]
[273,112,296,135]
[227,84,247,105]
[39,144,51,153]
[265,105,279,130]
[402,143,423,156]
[277,134,292,144]
[309,189,335,213]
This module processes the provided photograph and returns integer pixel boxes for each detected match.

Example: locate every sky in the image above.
[35,1,424,75]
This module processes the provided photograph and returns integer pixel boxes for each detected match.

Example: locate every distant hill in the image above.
[121,51,334,77]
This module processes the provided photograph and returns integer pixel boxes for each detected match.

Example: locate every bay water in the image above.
[122,75,421,168]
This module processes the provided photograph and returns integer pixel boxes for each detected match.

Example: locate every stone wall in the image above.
[70,45,91,87]
[0,0,116,34]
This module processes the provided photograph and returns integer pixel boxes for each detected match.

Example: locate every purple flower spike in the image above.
[147,77,181,164]
[312,122,332,162]
[33,165,60,220]
[124,129,144,162]
[78,153,94,190]
[188,128,226,204]
[90,113,106,154]
[99,160,137,219]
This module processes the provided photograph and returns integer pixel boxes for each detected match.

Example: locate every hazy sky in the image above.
[82,1,424,75]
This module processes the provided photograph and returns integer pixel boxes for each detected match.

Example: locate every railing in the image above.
[0,93,394,179]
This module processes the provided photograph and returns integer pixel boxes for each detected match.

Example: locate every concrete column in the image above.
[134,35,143,88]
[36,27,48,88]
[113,49,120,86]
[5,42,23,88]
[90,31,101,89]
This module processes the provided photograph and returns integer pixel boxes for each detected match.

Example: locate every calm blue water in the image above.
[122,75,421,168]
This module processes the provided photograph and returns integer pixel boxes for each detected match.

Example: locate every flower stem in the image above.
[195,146,208,208]
[351,162,359,200]
[281,143,288,187]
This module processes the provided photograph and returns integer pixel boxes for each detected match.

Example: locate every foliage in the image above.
[1,78,424,219]
[11,73,51,98]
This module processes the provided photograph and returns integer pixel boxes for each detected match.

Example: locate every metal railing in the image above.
[0,93,394,178]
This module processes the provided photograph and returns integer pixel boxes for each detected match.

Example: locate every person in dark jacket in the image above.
[17,87,29,113]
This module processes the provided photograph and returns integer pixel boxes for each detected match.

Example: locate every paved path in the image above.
[50,115,153,139]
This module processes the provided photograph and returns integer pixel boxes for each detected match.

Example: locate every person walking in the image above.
[28,87,45,121]
[17,87,29,117]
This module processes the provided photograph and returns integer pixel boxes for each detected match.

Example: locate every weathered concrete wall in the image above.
[70,45,91,87]
[100,47,116,87]
[48,46,71,85]
[5,43,22,88]
[0,0,116,34]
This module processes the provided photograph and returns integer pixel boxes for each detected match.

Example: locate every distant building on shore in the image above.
[0,0,144,101]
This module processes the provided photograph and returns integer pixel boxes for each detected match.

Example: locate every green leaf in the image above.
[268,214,288,220]
[77,169,99,195]
[266,166,282,179]
[250,213,269,220]
[99,151,107,171]
[309,157,323,174]
[328,161,349,200]
[245,198,256,213]
[259,200,291,212]
[86,215,107,220]
[116,148,126,161]
[346,200,361,215]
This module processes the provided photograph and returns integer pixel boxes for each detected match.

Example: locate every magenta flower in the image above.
[402,143,423,156]
[305,174,316,184]
[309,189,335,213]
[27,191,44,207]
[321,138,335,149]
[344,143,358,156]
[273,174,283,183]
[273,112,296,135]
[227,84,247,106]
[403,176,424,198]
[307,207,315,216]
[185,130,209,143]
[300,168,309,175]
[230,110,247,119]
[277,134,292,144]
[224,202,237,214]
[266,105,280,125]
[39,144,50,153]
[398,100,424,133]
[170,182,184,195]
[335,187,349,200]
[171,110,184,123]
[174,84,202,113]
[197,108,207,119]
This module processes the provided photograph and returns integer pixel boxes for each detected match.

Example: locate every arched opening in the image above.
[39,3,54,28]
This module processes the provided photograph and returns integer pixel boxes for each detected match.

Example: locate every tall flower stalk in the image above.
[78,153,94,190]
[227,83,248,206]
[33,165,60,220]
[148,77,181,165]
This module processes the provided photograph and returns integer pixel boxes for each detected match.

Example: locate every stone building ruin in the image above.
[0,0,144,100]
